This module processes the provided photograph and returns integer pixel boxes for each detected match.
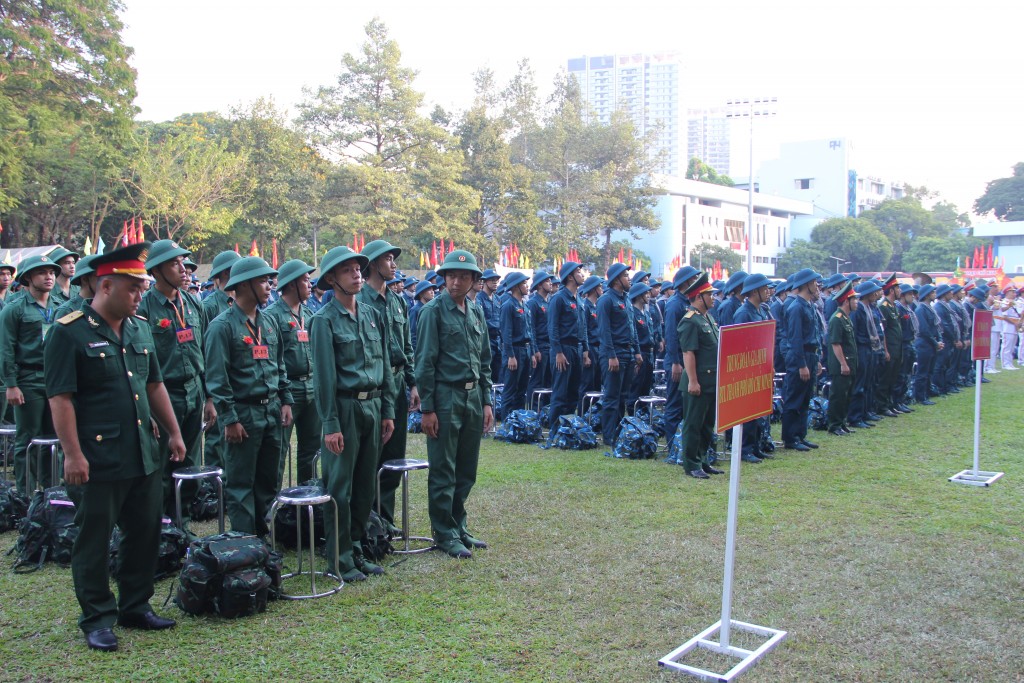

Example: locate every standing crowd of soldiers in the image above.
[0,239,1010,652]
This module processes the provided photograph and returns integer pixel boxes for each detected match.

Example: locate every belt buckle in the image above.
[463,381,474,390]
[357,391,369,400]
[259,398,269,405]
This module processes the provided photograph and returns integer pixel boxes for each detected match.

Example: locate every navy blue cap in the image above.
[822,273,846,289]
[918,284,937,299]
[531,270,554,290]
[628,282,652,300]
[579,275,603,296]
[672,266,700,290]
[969,285,989,299]
[503,271,530,290]
[741,273,771,295]
[724,270,749,294]
[481,268,500,280]
[414,280,438,299]
[558,261,582,282]
[856,281,882,297]
[934,284,952,298]
[606,262,630,282]
[632,270,650,283]
[790,268,822,289]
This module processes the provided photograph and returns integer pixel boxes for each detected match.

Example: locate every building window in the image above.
[795,178,814,190]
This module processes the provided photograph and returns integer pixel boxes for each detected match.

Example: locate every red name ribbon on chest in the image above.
[176,326,195,343]
[252,345,270,360]
[296,330,309,342]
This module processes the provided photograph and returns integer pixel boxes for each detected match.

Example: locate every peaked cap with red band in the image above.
[92,241,153,280]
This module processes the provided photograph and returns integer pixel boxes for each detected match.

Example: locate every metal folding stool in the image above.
[377,458,433,554]
[0,425,15,482]
[269,484,344,599]
[28,436,61,491]
[172,465,225,533]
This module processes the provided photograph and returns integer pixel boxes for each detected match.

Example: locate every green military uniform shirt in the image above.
[826,309,858,376]
[678,309,720,390]
[310,297,395,434]
[54,294,88,321]
[414,290,492,413]
[878,298,901,353]
[357,285,415,390]
[0,292,58,388]
[201,288,233,324]
[204,305,293,426]
[43,306,163,481]
[137,287,207,392]
[264,297,314,385]
[50,283,80,308]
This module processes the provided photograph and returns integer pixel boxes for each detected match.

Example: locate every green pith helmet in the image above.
[50,246,80,263]
[276,259,316,290]
[224,257,277,291]
[183,258,198,272]
[70,254,99,285]
[209,250,242,279]
[145,239,192,272]
[360,239,402,264]
[435,250,482,276]
[319,246,369,282]
[16,254,62,285]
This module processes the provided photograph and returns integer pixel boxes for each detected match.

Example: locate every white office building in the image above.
[615,176,813,278]
[567,53,685,176]
[754,138,905,241]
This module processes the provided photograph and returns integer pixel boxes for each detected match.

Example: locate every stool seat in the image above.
[30,437,60,446]
[28,436,61,491]
[380,458,429,472]
[270,488,343,599]
[172,465,224,480]
[276,484,331,506]
[0,426,17,435]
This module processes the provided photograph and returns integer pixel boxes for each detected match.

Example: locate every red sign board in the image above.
[716,320,776,432]
[972,309,993,361]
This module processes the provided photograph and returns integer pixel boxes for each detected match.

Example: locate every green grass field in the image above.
[2,372,1022,682]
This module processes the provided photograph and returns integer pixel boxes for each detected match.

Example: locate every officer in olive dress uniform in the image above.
[311,246,395,581]
[45,242,186,652]
[678,273,723,479]
[265,259,320,486]
[200,250,241,472]
[414,251,494,559]
[139,240,215,528]
[204,257,293,538]
[359,240,418,533]
[0,254,62,492]
[826,282,858,435]
[661,266,699,449]
[876,275,905,416]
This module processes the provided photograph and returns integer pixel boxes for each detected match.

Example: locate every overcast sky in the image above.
[120,0,1023,218]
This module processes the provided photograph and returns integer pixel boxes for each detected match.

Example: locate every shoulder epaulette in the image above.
[835,311,844,318]
[58,310,83,325]
[684,310,695,319]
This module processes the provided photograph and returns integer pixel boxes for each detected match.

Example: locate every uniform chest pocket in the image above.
[83,345,121,380]
[129,342,152,378]
[334,331,360,364]
[443,323,464,342]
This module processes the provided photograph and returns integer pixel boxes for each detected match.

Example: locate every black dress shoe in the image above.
[784,442,811,452]
[828,428,846,436]
[702,465,725,475]
[981,377,991,384]
[85,628,118,652]
[460,533,488,549]
[898,404,914,412]
[850,421,872,429]
[687,469,710,479]
[840,426,854,434]
[866,413,881,421]
[882,409,900,418]
[741,453,763,463]
[800,439,819,449]
[920,399,936,406]
[118,611,176,631]
[757,451,775,460]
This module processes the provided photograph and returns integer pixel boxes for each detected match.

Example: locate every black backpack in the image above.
[361,510,394,563]
[109,517,188,581]
[11,486,79,572]
[268,480,327,549]
[189,477,221,522]
[0,480,29,533]
[174,531,280,618]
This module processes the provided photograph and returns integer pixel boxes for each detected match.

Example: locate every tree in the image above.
[974,163,1024,221]
[0,0,136,238]
[689,242,742,273]
[297,18,475,249]
[775,239,831,278]
[902,234,990,273]
[686,157,733,186]
[810,217,892,272]
[860,197,946,270]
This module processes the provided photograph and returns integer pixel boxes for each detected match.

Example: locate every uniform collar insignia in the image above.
[87,316,99,328]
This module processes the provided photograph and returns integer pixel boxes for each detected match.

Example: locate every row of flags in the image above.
[233,238,280,268]
[120,217,146,247]
[963,244,998,270]
[615,247,644,273]
[419,239,458,268]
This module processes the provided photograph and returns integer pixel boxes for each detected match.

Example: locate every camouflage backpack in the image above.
[174,531,280,618]
[494,409,543,444]
[542,415,599,451]
[609,417,659,460]
[11,486,78,573]
[0,479,29,533]
[109,517,188,581]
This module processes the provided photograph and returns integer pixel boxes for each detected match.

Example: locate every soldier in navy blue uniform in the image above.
[732,273,773,462]
[648,280,665,363]
[409,280,438,351]
[964,284,989,383]
[579,276,604,394]
[525,271,554,410]
[895,284,919,409]
[626,282,654,412]
[931,284,959,396]
[712,271,747,326]
[596,263,641,446]
[913,284,942,405]
[546,262,589,423]
[780,268,823,451]
[498,272,531,419]
[476,269,502,383]
[771,280,790,375]
[662,266,700,447]
[948,284,969,387]
[849,280,883,428]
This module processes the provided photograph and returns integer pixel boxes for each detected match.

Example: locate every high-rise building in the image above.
[687,107,731,176]
[567,53,684,176]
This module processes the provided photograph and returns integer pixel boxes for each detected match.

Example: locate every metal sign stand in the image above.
[949,359,1004,487]
[659,424,787,681]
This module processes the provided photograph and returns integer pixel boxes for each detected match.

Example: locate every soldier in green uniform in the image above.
[678,273,721,480]
[359,240,418,533]
[311,246,396,582]
[45,242,185,652]
[204,257,293,537]
[414,251,494,558]
[826,281,859,436]
[0,261,15,423]
[54,255,98,319]
[50,246,81,307]
[875,274,903,417]
[200,250,241,471]
[0,254,62,492]
[264,259,320,486]
[139,240,216,529]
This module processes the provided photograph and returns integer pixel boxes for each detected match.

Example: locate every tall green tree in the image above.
[686,157,734,186]
[974,163,1024,221]
[810,217,892,272]
[689,242,742,273]
[297,18,475,251]
[903,234,989,273]
[0,0,136,241]
[775,239,831,278]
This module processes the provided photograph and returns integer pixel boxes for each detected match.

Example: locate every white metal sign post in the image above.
[660,322,786,680]
[950,309,1003,486]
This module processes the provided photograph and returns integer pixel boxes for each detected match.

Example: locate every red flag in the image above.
[136,219,144,245]
[449,239,455,254]
[628,249,633,265]
[975,246,982,267]
[234,243,240,254]
[431,241,438,267]
[987,243,994,268]
[249,240,259,257]
[617,247,624,263]
[272,238,279,269]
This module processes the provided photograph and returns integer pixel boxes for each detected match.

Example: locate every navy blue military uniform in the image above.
[546,263,588,423]
[596,264,639,445]
[780,269,823,450]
